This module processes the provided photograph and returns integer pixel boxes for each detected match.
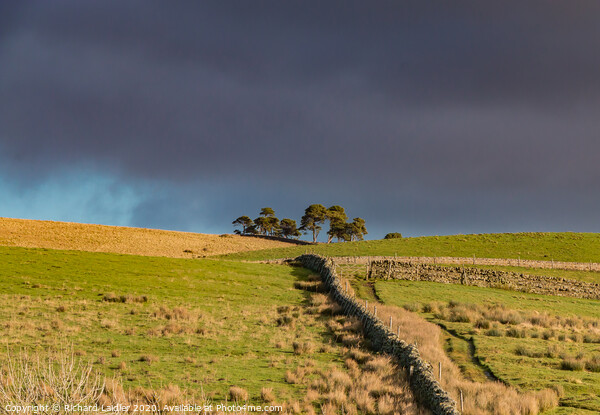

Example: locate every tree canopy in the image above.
[232,204,371,243]
[232,216,254,235]
[279,218,301,239]
[384,232,402,239]
[299,204,327,243]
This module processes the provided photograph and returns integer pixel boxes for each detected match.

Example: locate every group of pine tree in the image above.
[232,204,367,243]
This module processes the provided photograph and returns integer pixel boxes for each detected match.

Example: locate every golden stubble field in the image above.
[0,217,297,258]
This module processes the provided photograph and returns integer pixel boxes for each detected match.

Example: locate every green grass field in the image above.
[225,232,600,263]
[375,280,600,413]
[0,246,346,404]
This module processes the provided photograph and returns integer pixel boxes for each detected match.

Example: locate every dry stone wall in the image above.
[369,260,600,300]
[331,255,600,272]
[297,254,459,415]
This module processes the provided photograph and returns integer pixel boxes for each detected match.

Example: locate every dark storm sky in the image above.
[1,1,600,239]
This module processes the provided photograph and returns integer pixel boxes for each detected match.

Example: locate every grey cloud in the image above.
[1,1,600,236]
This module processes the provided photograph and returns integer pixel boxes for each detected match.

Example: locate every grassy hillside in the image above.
[0,246,337,404]
[224,232,600,263]
[0,245,426,413]
[0,217,296,258]
[376,280,600,413]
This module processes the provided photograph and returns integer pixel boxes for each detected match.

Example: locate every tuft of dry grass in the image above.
[152,306,194,321]
[139,354,159,364]
[260,387,275,403]
[229,386,248,402]
[102,293,148,303]
[292,341,314,355]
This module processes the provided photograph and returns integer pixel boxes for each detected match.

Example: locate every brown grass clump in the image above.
[152,306,194,321]
[100,319,118,329]
[294,281,324,292]
[292,341,314,355]
[229,386,249,402]
[139,354,159,364]
[285,370,301,384]
[377,394,396,415]
[0,217,296,258]
[102,293,148,303]
[260,387,275,403]
[148,321,192,337]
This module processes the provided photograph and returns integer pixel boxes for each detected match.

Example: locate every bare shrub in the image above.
[0,349,104,408]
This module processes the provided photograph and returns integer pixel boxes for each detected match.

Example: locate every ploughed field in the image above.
[0,217,296,258]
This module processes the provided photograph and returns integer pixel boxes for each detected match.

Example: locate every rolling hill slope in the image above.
[0,217,296,258]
